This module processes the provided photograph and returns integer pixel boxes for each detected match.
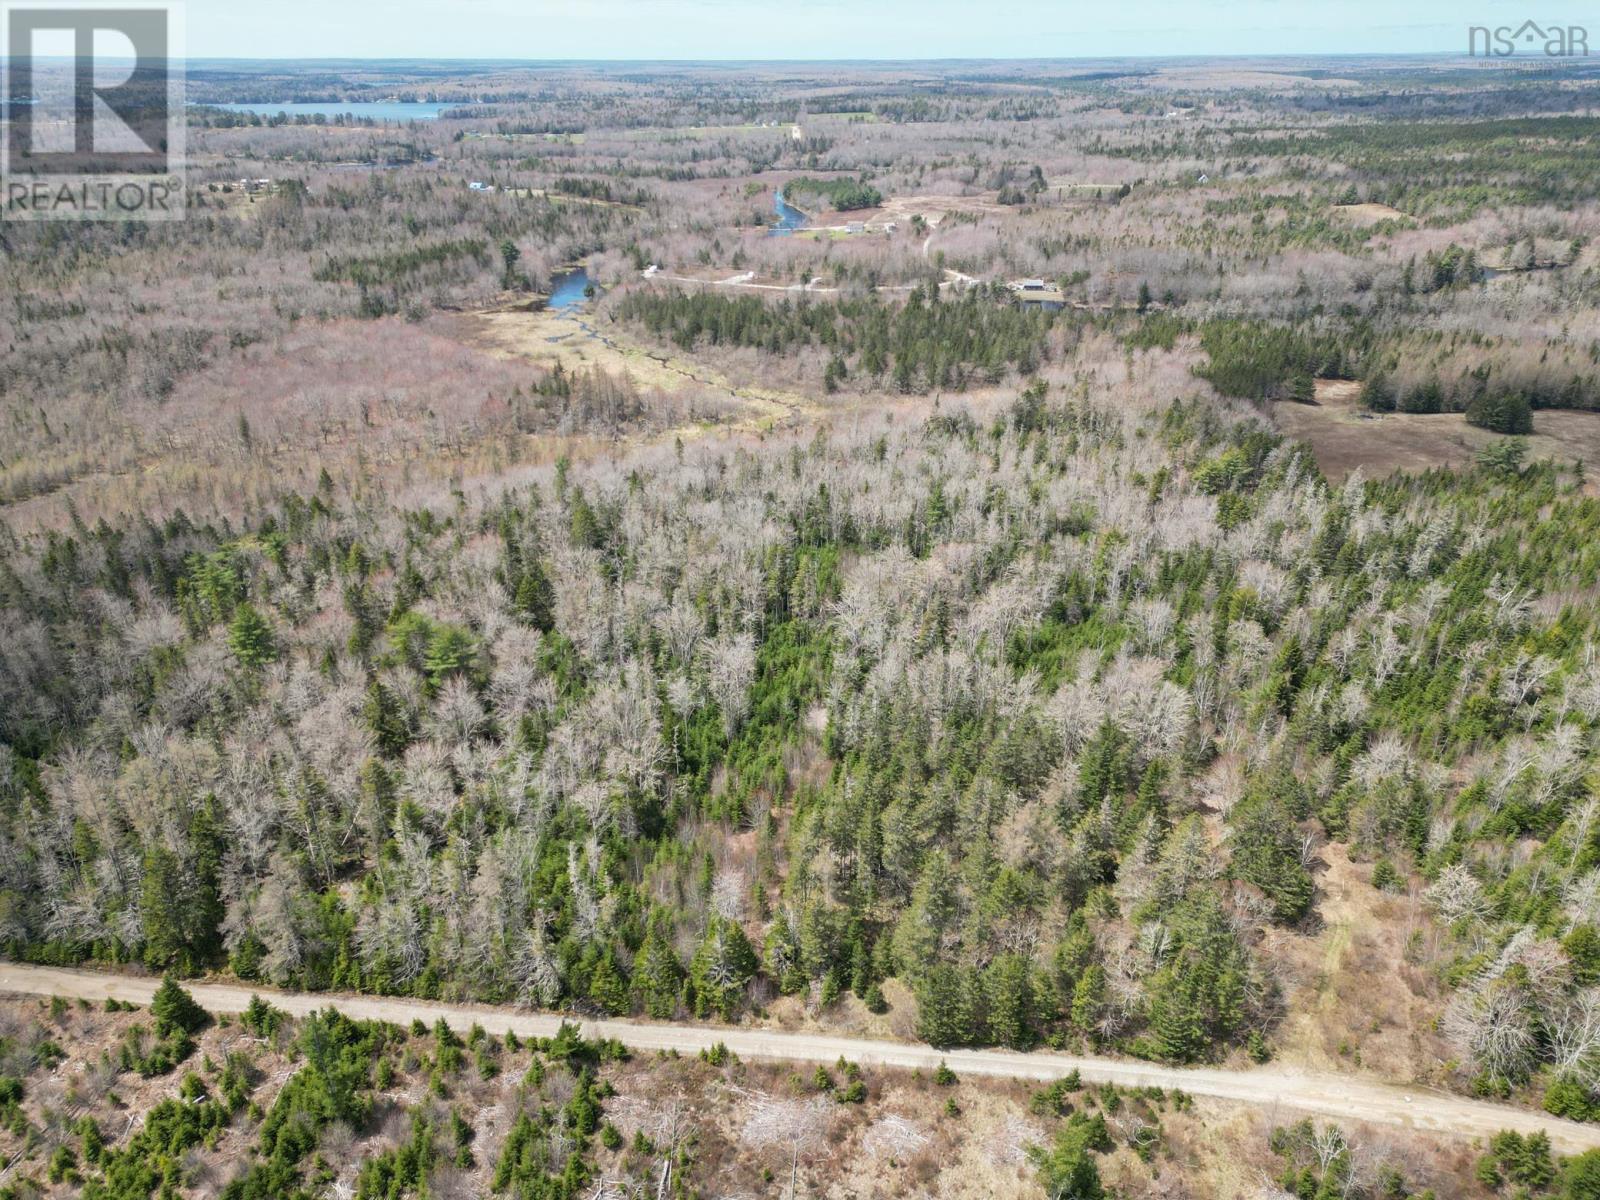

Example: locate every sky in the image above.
[183,0,1600,61]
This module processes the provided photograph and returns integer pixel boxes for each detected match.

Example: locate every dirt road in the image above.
[4,961,1597,1153]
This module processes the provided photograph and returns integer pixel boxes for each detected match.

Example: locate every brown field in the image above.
[1332,201,1410,225]
[1272,380,1600,482]
[2,317,546,530]
[1267,845,1452,1084]
[873,191,1012,228]
[457,305,820,436]
[1,307,774,532]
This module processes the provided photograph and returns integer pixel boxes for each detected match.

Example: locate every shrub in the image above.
[1466,391,1534,434]
[151,978,209,1038]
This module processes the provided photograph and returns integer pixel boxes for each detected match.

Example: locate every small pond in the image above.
[768,189,807,236]
[548,266,594,310]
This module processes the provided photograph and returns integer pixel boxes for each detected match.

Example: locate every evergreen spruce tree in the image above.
[151,977,208,1039]
[634,916,685,1020]
[363,679,410,757]
[227,603,277,669]
[984,954,1035,1050]
[689,917,759,1020]
[588,949,630,1016]
[512,559,556,632]
[916,963,976,1048]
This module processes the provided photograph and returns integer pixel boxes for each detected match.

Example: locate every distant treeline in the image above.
[313,238,490,288]
[1128,313,1600,422]
[1361,375,1536,434]
[550,177,652,206]
[783,177,883,212]
[1241,116,1600,213]
[1098,115,1600,215]
[488,120,586,135]
[190,108,388,130]
[1287,82,1600,119]
[618,286,1063,392]
[1127,315,1359,401]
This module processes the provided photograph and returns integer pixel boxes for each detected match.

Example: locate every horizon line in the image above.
[37,50,1592,65]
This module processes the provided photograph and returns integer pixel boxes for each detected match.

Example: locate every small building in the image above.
[1016,279,1047,292]
[468,180,494,192]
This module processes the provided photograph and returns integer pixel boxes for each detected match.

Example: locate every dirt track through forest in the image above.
[2,963,1598,1152]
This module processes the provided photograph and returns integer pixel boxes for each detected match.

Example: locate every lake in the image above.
[768,189,807,236]
[209,101,449,121]
[548,267,594,311]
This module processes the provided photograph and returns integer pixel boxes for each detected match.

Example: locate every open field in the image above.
[0,312,755,531]
[456,305,824,436]
[874,190,1012,228]
[1332,201,1411,225]
[1274,380,1600,482]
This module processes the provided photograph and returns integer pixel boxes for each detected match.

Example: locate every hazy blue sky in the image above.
[185,0,1598,60]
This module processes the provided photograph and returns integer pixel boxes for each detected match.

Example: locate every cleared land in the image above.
[1272,380,1600,482]
[457,305,822,436]
[1332,201,1410,225]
